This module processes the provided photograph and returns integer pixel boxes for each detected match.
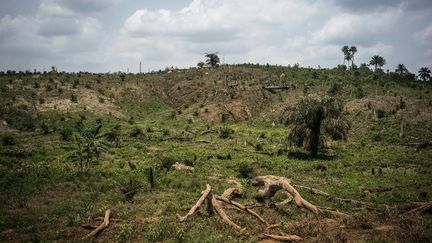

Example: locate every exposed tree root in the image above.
[172,162,195,173]
[260,233,303,242]
[253,175,319,214]
[84,209,111,239]
[178,180,268,233]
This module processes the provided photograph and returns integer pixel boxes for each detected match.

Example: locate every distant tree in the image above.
[197,61,205,68]
[285,96,350,158]
[369,55,386,72]
[205,53,220,67]
[349,46,357,69]
[418,67,431,82]
[395,64,408,75]
[341,46,350,66]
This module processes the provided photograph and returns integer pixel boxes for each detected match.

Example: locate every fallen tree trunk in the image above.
[172,162,195,173]
[252,175,319,214]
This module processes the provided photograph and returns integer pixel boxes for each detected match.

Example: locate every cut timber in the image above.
[177,184,212,222]
[85,209,111,239]
[252,175,319,214]
[261,233,302,242]
[172,162,195,173]
[262,84,296,93]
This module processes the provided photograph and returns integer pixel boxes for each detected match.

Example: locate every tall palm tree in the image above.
[369,55,386,72]
[395,64,408,75]
[341,46,349,66]
[418,67,431,82]
[349,46,357,69]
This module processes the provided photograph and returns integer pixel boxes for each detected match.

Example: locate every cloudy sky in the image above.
[0,0,431,73]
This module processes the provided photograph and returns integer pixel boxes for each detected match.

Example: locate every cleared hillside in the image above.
[0,65,431,242]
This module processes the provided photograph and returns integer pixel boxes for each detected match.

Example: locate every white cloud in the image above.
[0,0,430,72]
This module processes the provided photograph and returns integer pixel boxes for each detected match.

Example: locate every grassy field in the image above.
[0,65,431,242]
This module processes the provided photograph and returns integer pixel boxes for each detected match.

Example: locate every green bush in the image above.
[160,156,176,170]
[219,127,234,139]
[119,176,142,202]
[2,133,17,146]
[130,127,143,138]
[237,162,254,179]
[59,127,73,141]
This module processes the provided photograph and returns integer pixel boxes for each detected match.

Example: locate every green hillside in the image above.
[0,65,431,242]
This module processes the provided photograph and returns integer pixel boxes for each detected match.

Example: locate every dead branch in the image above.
[261,233,302,242]
[252,175,319,214]
[200,129,218,136]
[215,195,268,226]
[172,162,195,173]
[177,184,212,222]
[211,195,246,233]
[402,201,432,215]
[294,183,372,207]
[85,209,111,239]
[161,136,192,141]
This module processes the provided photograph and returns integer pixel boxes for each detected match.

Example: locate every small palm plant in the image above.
[69,124,109,173]
[285,95,350,158]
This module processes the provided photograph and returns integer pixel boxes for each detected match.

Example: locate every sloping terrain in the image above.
[0,65,431,242]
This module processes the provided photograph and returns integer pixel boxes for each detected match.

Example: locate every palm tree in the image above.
[349,46,357,69]
[341,46,349,66]
[285,95,350,158]
[395,64,408,75]
[205,53,220,67]
[369,55,386,72]
[69,124,109,173]
[418,67,431,82]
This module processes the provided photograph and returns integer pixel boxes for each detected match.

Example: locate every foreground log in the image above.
[172,162,195,173]
[252,175,319,214]
[85,209,111,239]
[261,233,302,242]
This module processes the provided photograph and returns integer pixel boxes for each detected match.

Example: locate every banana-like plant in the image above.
[69,124,109,173]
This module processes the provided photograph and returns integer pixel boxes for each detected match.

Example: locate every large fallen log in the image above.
[252,175,319,214]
